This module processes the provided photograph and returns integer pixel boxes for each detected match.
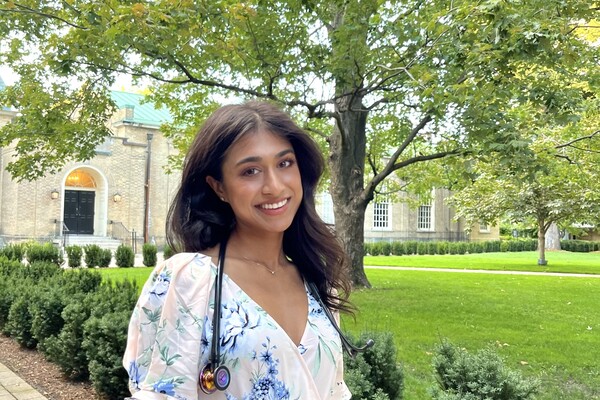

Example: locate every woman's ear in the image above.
[206,176,227,202]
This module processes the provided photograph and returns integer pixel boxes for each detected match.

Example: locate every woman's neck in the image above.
[226,230,286,265]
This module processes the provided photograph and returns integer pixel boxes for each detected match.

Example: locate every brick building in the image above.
[0,83,180,250]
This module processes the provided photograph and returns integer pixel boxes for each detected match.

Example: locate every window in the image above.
[417,199,432,231]
[65,169,96,188]
[479,221,490,233]
[373,201,390,230]
[315,192,335,224]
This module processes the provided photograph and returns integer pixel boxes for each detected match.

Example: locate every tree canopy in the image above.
[1,0,598,285]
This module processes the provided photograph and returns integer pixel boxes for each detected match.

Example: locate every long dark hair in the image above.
[167,100,352,313]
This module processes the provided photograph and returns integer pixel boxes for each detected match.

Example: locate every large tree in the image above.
[1,1,598,286]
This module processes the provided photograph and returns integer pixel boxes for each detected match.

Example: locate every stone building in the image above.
[317,189,499,244]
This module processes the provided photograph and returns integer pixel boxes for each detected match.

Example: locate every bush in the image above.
[163,243,176,260]
[1,243,25,262]
[83,310,132,399]
[26,242,63,265]
[345,331,403,400]
[143,243,158,267]
[43,294,93,379]
[417,242,428,255]
[115,245,135,268]
[6,289,37,348]
[84,245,102,268]
[391,241,404,256]
[98,249,112,268]
[430,340,539,400]
[65,245,83,268]
[30,288,65,350]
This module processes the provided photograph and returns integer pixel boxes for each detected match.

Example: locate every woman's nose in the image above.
[262,169,284,195]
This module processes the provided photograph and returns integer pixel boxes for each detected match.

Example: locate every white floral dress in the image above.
[123,252,351,400]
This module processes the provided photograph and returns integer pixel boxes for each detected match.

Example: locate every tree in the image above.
[1,1,598,286]
[449,106,600,265]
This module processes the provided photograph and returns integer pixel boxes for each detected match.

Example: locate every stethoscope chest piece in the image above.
[199,364,231,394]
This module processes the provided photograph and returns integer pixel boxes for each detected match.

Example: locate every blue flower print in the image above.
[153,378,176,396]
[297,344,307,355]
[220,298,261,355]
[128,361,142,389]
[241,339,291,400]
[149,271,171,298]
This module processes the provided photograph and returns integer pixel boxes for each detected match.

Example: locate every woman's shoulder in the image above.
[149,251,216,282]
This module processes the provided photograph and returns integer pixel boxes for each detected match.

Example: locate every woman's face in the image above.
[207,129,303,236]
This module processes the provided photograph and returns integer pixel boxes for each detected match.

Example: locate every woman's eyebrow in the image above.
[235,148,295,166]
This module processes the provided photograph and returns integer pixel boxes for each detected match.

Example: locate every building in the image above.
[317,189,499,243]
[0,80,180,250]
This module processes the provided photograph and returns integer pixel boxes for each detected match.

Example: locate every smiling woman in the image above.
[123,100,367,400]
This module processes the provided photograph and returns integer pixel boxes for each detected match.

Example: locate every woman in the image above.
[123,100,355,399]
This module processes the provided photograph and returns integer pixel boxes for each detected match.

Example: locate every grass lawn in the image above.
[99,253,600,399]
[343,269,600,400]
[364,250,600,275]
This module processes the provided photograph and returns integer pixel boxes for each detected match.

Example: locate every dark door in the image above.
[63,190,95,234]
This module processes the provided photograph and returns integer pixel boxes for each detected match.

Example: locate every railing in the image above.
[365,230,468,243]
[109,221,138,253]
[53,220,70,248]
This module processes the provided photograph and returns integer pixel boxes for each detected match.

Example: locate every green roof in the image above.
[110,90,172,126]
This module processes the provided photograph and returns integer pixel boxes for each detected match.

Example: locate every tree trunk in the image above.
[545,222,561,251]
[329,95,371,288]
[537,219,547,266]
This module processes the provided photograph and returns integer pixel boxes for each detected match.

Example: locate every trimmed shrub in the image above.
[417,242,428,255]
[381,242,392,256]
[143,243,158,267]
[43,294,93,379]
[30,287,65,350]
[1,243,25,262]
[84,244,102,268]
[430,340,539,400]
[116,245,135,268]
[26,242,63,265]
[344,331,403,400]
[163,243,176,260]
[391,241,404,256]
[98,249,112,268]
[6,288,37,348]
[65,245,83,268]
[83,310,132,399]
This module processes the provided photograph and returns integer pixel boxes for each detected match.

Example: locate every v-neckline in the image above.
[219,270,310,348]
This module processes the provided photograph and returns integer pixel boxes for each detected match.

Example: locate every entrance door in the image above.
[64,190,95,234]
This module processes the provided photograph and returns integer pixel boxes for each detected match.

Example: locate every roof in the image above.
[110,90,173,127]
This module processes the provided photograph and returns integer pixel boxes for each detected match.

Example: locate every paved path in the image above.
[0,362,47,400]
[365,265,600,278]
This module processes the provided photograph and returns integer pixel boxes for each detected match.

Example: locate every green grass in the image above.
[342,269,600,400]
[364,250,600,275]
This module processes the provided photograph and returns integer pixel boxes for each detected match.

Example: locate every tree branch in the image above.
[4,2,87,29]
[555,130,599,149]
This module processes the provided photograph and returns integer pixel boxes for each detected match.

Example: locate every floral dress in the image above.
[123,252,351,400]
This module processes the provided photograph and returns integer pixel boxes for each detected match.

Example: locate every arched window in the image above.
[65,169,96,188]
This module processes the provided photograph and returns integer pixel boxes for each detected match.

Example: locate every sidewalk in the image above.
[0,362,47,400]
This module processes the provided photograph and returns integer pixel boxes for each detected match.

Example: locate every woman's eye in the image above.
[280,159,295,168]
[242,168,260,176]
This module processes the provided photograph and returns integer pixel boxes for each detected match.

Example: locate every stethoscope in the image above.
[199,238,374,394]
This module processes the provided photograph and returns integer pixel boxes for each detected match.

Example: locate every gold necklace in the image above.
[241,256,279,275]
